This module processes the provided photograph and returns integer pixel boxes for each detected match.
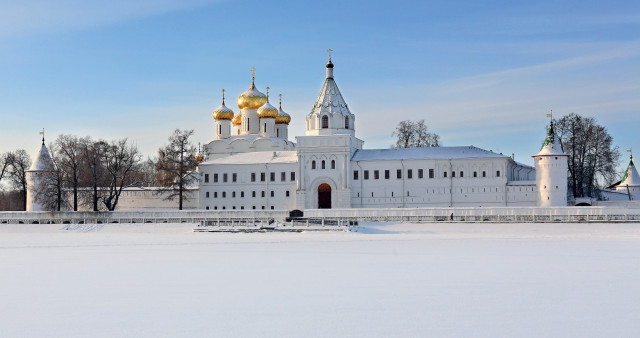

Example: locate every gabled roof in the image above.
[534,121,566,156]
[352,146,509,161]
[28,144,54,171]
[309,77,351,117]
[620,157,640,186]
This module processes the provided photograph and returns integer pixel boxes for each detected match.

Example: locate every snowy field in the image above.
[2,222,640,337]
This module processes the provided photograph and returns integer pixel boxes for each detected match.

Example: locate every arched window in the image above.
[312,160,316,169]
[345,116,349,129]
[322,115,329,129]
[276,129,279,138]
[321,160,326,169]
[331,160,335,169]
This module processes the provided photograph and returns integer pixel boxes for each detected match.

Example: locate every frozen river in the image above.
[2,222,640,337]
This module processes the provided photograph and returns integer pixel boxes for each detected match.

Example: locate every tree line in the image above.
[0,129,199,211]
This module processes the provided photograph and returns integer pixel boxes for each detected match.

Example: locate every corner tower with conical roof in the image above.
[305,54,355,136]
[26,133,55,211]
[615,154,640,200]
[532,120,568,206]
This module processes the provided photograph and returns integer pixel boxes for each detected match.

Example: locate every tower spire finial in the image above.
[327,48,333,61]
[39,128,45,145]
[266,86,270,102]
[628,147,633,160]
[251,67,256,88]
[278,93,282,109]
[222,88,226,105]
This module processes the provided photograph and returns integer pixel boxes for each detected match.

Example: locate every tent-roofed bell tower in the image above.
[305,50,356,136]
[296,52,364,209]
[26,130,55,211]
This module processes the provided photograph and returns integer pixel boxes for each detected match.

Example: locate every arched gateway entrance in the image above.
[318,183,332,209]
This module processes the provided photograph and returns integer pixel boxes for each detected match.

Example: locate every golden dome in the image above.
[237,69,267,110]
[276,95,291,124]
[195,154,205,162]
[257,101,278,118]
[212,103,234,121]
[212,89,234,120]
[232,113,241,126]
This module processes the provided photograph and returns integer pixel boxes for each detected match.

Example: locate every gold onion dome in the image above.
[212,89,234,120]
[257,87,278,118]
[276,94,291,124]
[237,68,267,110]
[232,113,241,126]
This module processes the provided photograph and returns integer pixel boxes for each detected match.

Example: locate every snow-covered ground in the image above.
[2,222,640,337]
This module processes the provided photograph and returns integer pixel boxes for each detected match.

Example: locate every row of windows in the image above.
[204,172,296,183]
[354,169,501,180]
[311,160,336,170]
[205,190,291,198]
[352,186,534,197]
[319,115,350,129]
[205,205,276,210]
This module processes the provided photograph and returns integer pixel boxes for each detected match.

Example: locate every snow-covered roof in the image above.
[620,157,640,186]
[309,76,352,117]
[28,144,54,171]
[205,134,295,146]
[352,146,509,162]
[535,122,566,156]
[201,151,297,165]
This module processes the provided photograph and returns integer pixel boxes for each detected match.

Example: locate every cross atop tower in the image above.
[266,86,270,100]
[327,49,333,61]
[278,93,282,109]
[222,88,226,104]
[39,128,45,145]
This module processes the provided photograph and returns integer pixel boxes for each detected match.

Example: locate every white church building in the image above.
[196,57,571,211]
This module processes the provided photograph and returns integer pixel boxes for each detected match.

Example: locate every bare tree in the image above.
[156,129,198,210]
[7,150,31,210]
[392,119,441,148]
[554,113,621,198]
[0,152,11,183]
[53,135,83,211]
[79,138,107,211]
[99,139,142,211]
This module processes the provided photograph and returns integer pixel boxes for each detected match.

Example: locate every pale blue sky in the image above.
[1,0,639,170]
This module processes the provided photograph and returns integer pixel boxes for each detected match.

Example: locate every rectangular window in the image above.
[396,169,401,179]
[232,173,237,182]
[252,191,256,197]
[460,171,464,178]
[483,171,486,177]
[261,191,265,197]
[270,191,274,197]
[214,174,218,183]
[251,173,256,182]
[496,170,501,177]
[429,169,434,179]
[286,190,290,197]
[452,171,456,178]
[204,174,209,183]
[418,169,423,179]
[232,191,236,198]
[385,170,390,179]
[241,191,244,198]
[353,170,359,180]
[364,170,369,180]
[374,170,380,180]
[281,172,286,181]
[290,172,295,181]
[408,169,413,179]
[444,172,448,178]
[261,172,266,182]
[222,191,226,198]
[223,173,228,182]
[206,192,209,198]
[214,192,218,198]
[473,171,477,178]
[270,172,275,182]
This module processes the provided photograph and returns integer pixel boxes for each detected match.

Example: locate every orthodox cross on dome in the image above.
[250,67,256,87]
[546,110,553,122]
[327,48,333,61]
[266,86,270,101]
[279,93,282,109]
[628,147,633,159]
[222,88,226,104]
[39,128,45,145]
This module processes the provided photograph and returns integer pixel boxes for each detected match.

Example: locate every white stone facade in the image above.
[197,58,544,211]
